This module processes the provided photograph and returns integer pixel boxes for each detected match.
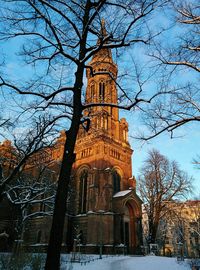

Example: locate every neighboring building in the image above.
[0,23,143,255]
[155,200,200,258]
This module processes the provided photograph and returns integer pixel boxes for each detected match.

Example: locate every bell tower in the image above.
[74,19,134,199]
[85,20,123,141]
[70,21,143,255]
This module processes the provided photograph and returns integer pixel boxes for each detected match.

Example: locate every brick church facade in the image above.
[0,23,143,254]
[69,25,143,254]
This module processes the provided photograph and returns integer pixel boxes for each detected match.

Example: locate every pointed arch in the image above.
[124,198,141,218]
[112,167,123,195]
[112,171,120,194]
[90,82,95,101]
[79,170,88,213]
[76,165,91,214]
[99,81,105,101]
[122,199,142,254]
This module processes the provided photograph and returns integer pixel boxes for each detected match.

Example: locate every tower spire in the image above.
[91,19,113,64]
[100,18,106,38]
[97,19,108,44]
[85,20,119,136]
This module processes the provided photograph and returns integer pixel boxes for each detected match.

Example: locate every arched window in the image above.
[99,82,105,101]
[91,84,95,101]
[79,170,88,213]
[112,171,121,194]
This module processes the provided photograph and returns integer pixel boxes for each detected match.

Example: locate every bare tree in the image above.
[138,149,192,244]
[138,0,200,140]
[0,117,12,139]
[193,155,200,169]
[3,168,56,239]
[0,1,169,268]
[0,138,58,247]
[0,116,57,199]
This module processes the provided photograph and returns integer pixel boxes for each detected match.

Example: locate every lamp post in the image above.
[98,210,104,259]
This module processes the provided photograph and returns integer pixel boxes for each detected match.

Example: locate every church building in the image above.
[67,23,143,254]
[0,23,143,255]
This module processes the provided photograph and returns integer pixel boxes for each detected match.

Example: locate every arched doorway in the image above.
[123,201,141,254]
[124,204,131,253]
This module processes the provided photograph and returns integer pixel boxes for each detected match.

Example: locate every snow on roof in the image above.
[113,190,132,198]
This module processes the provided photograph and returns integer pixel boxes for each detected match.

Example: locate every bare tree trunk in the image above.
[45,63,84,268]
[45,116,82,269]
[150,220,159,244]
[45,143,75,269]
[44,0,92,264]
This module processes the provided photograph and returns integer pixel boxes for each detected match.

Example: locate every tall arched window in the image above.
[99,82,105,101]
[112,171,121,194]
[91,84,95,101]
[79,170,88,213]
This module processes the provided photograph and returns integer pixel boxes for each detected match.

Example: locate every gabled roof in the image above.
[113,190,132,198]
[113,189,143,204]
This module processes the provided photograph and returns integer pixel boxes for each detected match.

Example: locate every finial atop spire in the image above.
[89,19,115,65]
[101,18,105,28]
[100,18,107,37]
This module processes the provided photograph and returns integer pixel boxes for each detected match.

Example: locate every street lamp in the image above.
[98,210,104,259]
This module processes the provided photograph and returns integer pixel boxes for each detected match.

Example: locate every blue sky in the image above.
[116,4,200,199]
[0,4,199,199]
[128,118,200,198]
[1,62,200,201]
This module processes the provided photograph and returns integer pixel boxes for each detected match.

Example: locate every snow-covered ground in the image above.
[64,255,190,270]
[0,253,192,269]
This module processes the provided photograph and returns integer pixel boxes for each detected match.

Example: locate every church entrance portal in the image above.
[123,203,136,254]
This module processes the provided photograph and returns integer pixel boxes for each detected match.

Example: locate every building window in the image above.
[112,171,121,194]
[99,82,105,101]
[91,84,95,101]
[79,170,88,213]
